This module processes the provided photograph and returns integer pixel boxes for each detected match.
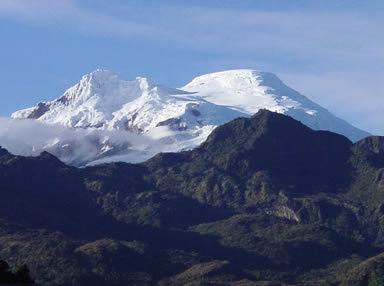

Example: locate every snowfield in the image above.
[4,69,369,166]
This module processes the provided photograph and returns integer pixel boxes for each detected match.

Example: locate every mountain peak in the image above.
[203,109,306,147]
[7,68,370,166]
[182,69,302,116]
[356,136,384,153]
[182,69,369,142]
[184,69,287,90]
[80,69,119,86]
[10,70,164,127]
[198,109,353,192]
[250,108,278,118]
[0,146,9,156]
[84,68,116,77]
[80,69,156,92]
[73,70,158,101]
[202,108,353,158]
[185,69,265,89]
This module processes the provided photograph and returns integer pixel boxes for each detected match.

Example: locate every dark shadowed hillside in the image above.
[0,110,383,285]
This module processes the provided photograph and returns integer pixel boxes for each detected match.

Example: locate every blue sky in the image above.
[0,0,383,134]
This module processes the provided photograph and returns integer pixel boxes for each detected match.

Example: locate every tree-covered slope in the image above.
[0,110,383,285]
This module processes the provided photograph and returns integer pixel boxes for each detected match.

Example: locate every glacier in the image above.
[4,68,369,166]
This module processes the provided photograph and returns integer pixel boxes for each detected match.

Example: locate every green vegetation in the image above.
[0,110,383,285]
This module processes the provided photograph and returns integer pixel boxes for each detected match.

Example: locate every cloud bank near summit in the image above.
[0,117,167,166]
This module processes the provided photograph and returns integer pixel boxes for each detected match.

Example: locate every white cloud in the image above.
[0,117,166,166]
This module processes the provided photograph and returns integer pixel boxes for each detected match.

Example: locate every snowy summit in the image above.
[8,68,369,166]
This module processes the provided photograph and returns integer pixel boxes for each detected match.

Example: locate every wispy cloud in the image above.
[0,0,160,36]
[0,116,171,166]
[1,1,382,55]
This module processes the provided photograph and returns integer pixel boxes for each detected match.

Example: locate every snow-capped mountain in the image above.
[12,69,245,133]
[182,70,368,142]
[8,69,369,166]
